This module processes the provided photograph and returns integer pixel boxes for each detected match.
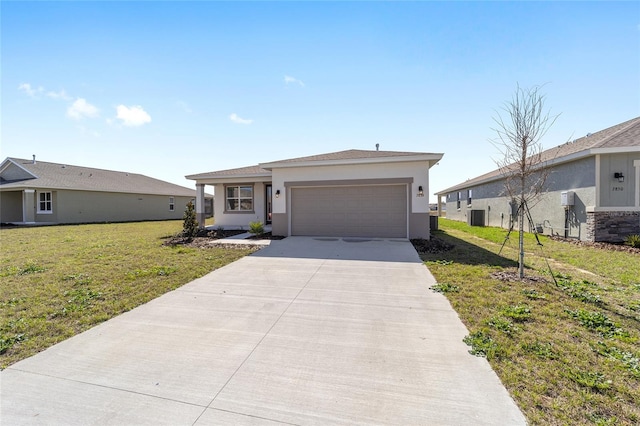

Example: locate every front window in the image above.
[467,189,472,207]
[225,185,253,212]
[38,191,52,213]
[457,192,462,210]
[169,197,175,211]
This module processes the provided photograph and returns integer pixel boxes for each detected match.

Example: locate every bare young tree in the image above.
[491,85,559,278]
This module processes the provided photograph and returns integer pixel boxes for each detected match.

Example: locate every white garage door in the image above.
[291,185,407,238]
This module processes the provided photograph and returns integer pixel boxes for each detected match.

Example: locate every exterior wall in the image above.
[6,189,193,224]
[442,157,597,240]
[271,161,431,239]
[409,212,430,239]
[211,182,269,229]
[599,153,639,207]
[0,191,23,222]
[587,211,640,242]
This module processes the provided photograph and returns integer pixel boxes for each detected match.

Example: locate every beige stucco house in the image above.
[0,157,204,225]
[186,149,443,239]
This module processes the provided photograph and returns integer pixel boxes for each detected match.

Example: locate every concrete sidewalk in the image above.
[1,237,526,425]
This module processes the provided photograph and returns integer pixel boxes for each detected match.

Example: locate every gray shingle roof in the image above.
[436,116,640,194]
[187,149,441,180]
[185,165,271,180]
[264,149,437,164]
[0,158,196,197]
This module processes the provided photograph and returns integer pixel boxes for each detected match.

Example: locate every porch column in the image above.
[23,189,35,223]
[195,183,206,228]
[437,194,443,217]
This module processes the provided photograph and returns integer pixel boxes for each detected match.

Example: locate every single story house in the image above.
[436,116,640,243]
[186,149,443,239]
[0,156,210,225]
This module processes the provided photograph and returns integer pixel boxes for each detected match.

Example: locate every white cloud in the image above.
[284,75,305,87]
[116,105,152,127]
[67,98,100,120]
[47,89,71,100]
[18,83,44,97]
[229,113,253,125]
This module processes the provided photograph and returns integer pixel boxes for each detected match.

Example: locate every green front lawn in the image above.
[0,221,253,369]
[422,219,639,425]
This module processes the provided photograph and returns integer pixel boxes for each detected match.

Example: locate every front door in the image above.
[265,184,273,224]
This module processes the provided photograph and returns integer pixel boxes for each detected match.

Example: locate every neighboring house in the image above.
[436,116,640,243]
[0,156,208,225]
[186,149,443,239]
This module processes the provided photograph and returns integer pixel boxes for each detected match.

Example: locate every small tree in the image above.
[182,201,198,240]
[491,84,559,279]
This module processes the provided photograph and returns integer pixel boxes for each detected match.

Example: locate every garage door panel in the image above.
[291,185,407,238]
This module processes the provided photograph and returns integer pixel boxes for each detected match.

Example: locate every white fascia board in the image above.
[189,174,272,186]
[260,154,444,170]
[590,146,640,155]
[185,172,272,180]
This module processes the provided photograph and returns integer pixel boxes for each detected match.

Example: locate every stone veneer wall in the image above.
[586,211,640,242]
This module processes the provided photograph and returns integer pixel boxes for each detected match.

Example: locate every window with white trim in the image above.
[225,185,253,212]
[169,197,175,211]
[38,191,53,213]
[467,189,472,207]
[457,192,462,210]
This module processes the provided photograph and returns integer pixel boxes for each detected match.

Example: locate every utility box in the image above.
[430,215,439,232]
[467,210,485,226]
[561,191,575,206]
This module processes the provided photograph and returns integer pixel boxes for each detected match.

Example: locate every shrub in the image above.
[624,234,640,248]
[182,201,198,239]
[248,221,265,236]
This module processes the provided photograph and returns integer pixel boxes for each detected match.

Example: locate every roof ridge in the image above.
[591,116,640,148]
[8,157,143,176]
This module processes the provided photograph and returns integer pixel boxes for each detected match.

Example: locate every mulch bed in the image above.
[163,229,284,248]
[410,237,455,254]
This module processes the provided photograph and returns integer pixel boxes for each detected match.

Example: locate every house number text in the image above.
[612,187,624,191]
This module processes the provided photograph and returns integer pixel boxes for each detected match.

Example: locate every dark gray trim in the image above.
[284,177,413,188]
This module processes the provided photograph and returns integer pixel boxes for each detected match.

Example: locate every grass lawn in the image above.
[422,219,639,425]
[0,220,253,369]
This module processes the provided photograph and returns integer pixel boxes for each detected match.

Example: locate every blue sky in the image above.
[2,1,639,197]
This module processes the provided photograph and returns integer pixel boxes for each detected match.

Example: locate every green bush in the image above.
[624,234,640,248]
[248,221,264,236]
[182,201,198,239]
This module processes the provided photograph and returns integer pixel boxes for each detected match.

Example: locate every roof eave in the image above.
[590,146,640,155]
[185,172,273,184]
[260,153,444,170]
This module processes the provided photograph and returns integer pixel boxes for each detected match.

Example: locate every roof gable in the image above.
[0,157,196,196]
[0,158,37,182]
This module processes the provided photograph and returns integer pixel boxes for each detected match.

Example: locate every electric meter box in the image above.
[561,191,575,206]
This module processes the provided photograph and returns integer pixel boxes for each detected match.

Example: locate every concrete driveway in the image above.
[1,237,526,425]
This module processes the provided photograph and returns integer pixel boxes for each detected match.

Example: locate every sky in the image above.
[2,1,639,197]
